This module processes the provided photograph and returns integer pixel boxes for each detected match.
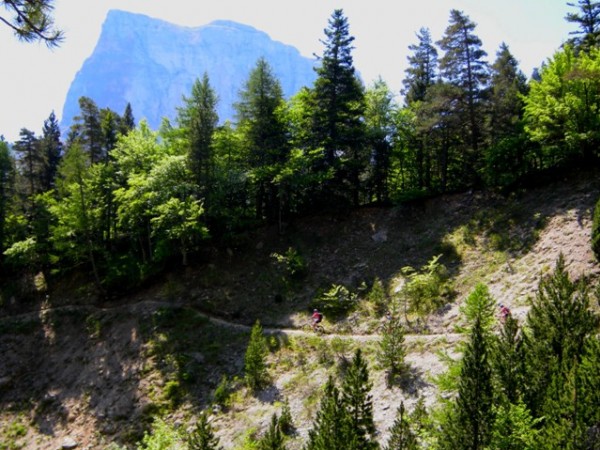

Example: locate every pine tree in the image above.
[312,9,366,206]
[566,0,600,52]
[402,27,438,105]
[305,377,355,450]
[178,73,219,198]
[188,411,222,450]
[235,58,288,222]
[522,254,598,417]
[440,314,494,450]
[385,402,418,450]
[341,349,378,449]
[492,315,524,405]
[120,102,136,134]
[257,414,286,450]
[484,43,529,187]
[0,139,15,265]
[40,111,63,191]
[69,96,104,165]
[1,0,64,47]
[364,78,396,204]
[438,9,489,184]
[376,315,407,384]
[244,320,269,391]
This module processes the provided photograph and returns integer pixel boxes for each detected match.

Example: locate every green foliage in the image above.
[592,196,600,260]
[304,377,356,450]
[341,349,378,449]
[271,247,308,280]
[244,320,269,391]
[278,398,294,436]
[312,284,358,316]
[400,254,450,324]
[524,45,600,163]
[376,317,407,383]
[137,418,183,450]
[188,411,223,450]
[366,277,388,315]
[522,254,598,417]
[488,401,541,450]
[257,414,286,450]
[384,402,418,450]
[457,283,496,334]
[212,375,232,409]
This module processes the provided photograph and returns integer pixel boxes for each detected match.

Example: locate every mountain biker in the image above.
[499,303,511,322]
[312,308,323,330]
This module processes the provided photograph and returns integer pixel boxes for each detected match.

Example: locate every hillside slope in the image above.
[0,172,598,449]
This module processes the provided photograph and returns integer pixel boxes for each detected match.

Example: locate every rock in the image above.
[189,352,205,364]
[61,11,316,133]
[61,437,78,449]
[371,230,388,243]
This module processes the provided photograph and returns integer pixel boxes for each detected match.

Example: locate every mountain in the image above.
[61,10,317,132]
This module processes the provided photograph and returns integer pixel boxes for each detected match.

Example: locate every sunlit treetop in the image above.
[1,0,63,47]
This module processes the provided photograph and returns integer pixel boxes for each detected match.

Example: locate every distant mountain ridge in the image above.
[61,10,317,132]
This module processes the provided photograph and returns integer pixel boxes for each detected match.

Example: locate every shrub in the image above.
[244,321,269,391]
[311,284,358,316]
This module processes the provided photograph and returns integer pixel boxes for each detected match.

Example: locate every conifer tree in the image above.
[188,411,222,450]
[305,377,355,450]
[341,349,378,449]
[235,58,288,222]
[40,111,63,191]
[0,0,64,47]
[566,0,600,52]
[312,9,366,206]
[403,27,438,105]
[0,139,14,265]
[492,315,524,405]
[385,402,418,450]
[244,320,269,391]
[120,102,136,134]
[68,96,104,165]
[178,73,219,198]
[522,254,598,417]
[438,9,489,183]
[257,413,286,450]
[376,315,407,384]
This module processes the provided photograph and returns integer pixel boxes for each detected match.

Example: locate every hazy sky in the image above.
[1,0,574,142]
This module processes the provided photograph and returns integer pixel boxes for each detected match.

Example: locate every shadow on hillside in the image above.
[0,305,253,446]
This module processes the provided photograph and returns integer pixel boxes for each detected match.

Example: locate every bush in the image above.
[244,321,269,391]
[592,196,600,261]
[311,284,358,316]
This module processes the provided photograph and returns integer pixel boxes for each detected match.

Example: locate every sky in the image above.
[1,0,574,143]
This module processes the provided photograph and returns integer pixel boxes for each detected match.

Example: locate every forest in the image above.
[1,1,600,449]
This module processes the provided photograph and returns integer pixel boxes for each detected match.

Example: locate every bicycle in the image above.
[303,321,325,335]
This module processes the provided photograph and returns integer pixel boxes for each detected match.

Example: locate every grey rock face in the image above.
[61,10,316,131]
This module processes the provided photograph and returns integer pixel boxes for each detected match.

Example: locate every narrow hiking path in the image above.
[0,299,463,343]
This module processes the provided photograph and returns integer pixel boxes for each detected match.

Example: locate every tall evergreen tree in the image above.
[454,315,494,450]
[566,0,600,52]
[305,377,356,450]
[188,411,223,450]
[492,315,524,405]
[522,254,598,434]
[364,78,396,204]
[13,128,43,218]
[244,320,269,391]
[120,102,136,134]
[235,58,289,222]
[68,96,103,165]
[341,349,378,449]
[484,43,529,187]
[178,73,219,199]
[312,9,366,206]
[0,138,15,265]
[257,414,286,450]
[403,27,439,105]
[39,111,63,191]
[385,402,418,450]
[438,9,489,184]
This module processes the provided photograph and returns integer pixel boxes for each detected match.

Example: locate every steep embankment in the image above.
[1,172,598,449]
